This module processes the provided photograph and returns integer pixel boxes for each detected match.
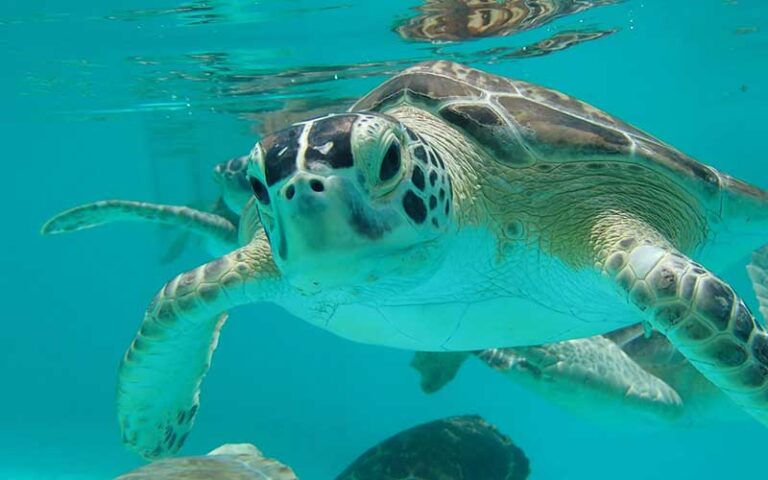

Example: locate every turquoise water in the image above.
[2,0,767,478]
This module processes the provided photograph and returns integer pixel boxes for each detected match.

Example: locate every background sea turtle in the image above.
[42,155,249,256]
[412,323,737,424]
[115,416,529,480]
[44,61,768,459]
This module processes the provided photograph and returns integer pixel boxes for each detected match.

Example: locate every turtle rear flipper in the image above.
[478,338,685,422]
[118,236,285,459]
[41,200,239,253]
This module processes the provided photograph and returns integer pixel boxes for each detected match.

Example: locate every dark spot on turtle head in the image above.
[429,195,437,210]
[618,238,637,250]
[305,115,355,169]
[413,145,428,164]
[379,142,401,181]
[429,151,438,167]
[403,190,427,224]
[261,125,302,186]
[433,150,445,168]
[432,218,439,228]
[429,171,438,187]
[405,127,419,142]
[411,166,425,190]
[439,188,445,201]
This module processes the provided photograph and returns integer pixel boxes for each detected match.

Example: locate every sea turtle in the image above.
[43,61,768,459]
[412,323,735,423]
[45,156,717,424]
[115,416,529,480]
[42,183,725,425]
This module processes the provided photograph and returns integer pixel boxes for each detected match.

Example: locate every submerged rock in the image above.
[115,415,529,479]
[115,443,298,480]
[336,415,530,480]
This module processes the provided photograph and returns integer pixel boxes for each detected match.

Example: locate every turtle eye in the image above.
[249,176,270,205]
[379,142,401,182]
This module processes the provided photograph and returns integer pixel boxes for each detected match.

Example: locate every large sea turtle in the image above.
[45,151,727,425]
[115,415,529,480]
[44,61,768,459]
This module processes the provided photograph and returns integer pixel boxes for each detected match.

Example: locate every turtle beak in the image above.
[275,173,353,256]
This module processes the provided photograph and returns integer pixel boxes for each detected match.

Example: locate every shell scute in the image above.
[497,95,631,156]
[438,102,533,164]
[354,69,482,112]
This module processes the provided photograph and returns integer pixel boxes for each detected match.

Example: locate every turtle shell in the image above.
[351,60,766,210]
[335,415,529,480]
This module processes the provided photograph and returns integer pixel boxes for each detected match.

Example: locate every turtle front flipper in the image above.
[41,200,238,252]
[118,235,283,459]
[478,337,684,421]
[594,215,768,426]
[747,245,768,322]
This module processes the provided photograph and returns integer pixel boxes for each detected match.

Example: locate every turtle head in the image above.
[247,113,454,292]
[213,155,252,214]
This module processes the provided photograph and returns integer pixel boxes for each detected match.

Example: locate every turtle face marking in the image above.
[247,113,453,291]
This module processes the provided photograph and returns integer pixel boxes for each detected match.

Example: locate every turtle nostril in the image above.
[285,185,295,200]
[310,179,325,192]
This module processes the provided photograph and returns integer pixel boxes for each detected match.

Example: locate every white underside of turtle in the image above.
[43,60,768,460]
[313,229,635,350]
